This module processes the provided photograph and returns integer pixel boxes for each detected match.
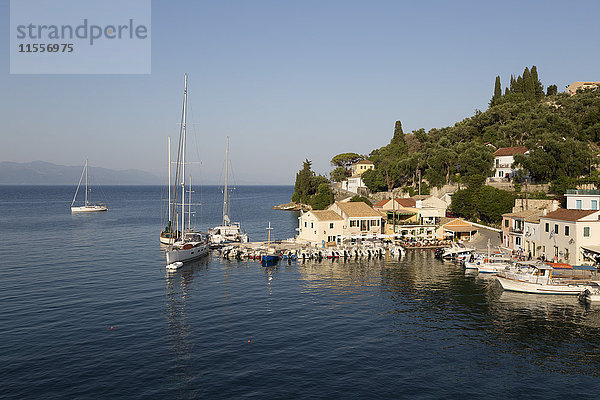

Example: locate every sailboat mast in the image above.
[168,136,171,224]
[181,74,188,234]
[188,175,192,231]
[85,159,88,206]
[223,136,229,226]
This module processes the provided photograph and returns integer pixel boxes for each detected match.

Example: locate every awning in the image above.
[582,245,600,255]
[444,226,477,233]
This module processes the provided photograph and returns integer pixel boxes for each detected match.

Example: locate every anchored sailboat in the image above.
[71,160,108,213]
[165,74,209,267]
[209,136,248,245]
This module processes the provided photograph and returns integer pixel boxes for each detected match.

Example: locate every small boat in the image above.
[437,242,474,260]
[260,222,279,266]
[578,282,600,303]
[71,160,108,213]
[496,262,592,295]
[166,261,183,270]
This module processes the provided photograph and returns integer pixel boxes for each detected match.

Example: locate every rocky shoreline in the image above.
[272,201,311,212]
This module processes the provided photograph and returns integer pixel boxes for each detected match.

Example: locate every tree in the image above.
[310,183,334,210]
[361,168,387,192]
[330,153,363,169]
[546,84,558,96]
[490,75,502,107]
[292,159,330,204]
[330,167,349,182]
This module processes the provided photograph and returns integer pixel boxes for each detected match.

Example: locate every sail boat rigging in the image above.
[209,136,248,246]
[165,74,209,268]
[160,136,181,244]
[71,159,108,213]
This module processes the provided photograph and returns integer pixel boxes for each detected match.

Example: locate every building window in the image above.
[304,222,307,227]
[592,200,598,210]
[330,223,334,229]
[350,220,356,227]
[516,237,521,246]
[311,222,313,229]
[545,223,549,232]
[584,227,590,237]
[505,220,509,228]
[576,200,582,209]
[565,226,569,236]
[565,249,569,262]
[554,224,559,234]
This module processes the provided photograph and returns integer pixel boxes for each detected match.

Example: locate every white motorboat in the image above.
[496,262,592,295]
[71,160,108,213]
[439,242,474,260]
[578,282,600,303]
[209,137,248,245]
[165,74,209,266]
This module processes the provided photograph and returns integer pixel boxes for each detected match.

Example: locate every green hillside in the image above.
[360,66,600,194]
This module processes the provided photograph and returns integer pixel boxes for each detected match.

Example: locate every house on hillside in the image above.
[350,160,374,176]
[566,81,600,95]
[341,160,374,195]
[538,209,600,264]
[492,146,528,180]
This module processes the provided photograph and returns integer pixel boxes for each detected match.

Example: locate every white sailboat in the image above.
[165,74,209,267]
[71,160,108,213]
[209,136,248,245]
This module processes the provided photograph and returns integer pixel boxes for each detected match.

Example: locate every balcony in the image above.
[510,227,523,234]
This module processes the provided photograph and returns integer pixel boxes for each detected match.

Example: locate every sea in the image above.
[2,185,600,399]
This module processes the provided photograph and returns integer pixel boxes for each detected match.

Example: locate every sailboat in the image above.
[209,136,248,246]
[71,160,108,213]
[160,136,181,245]
[165,74,209,267]
[261,222,279,266]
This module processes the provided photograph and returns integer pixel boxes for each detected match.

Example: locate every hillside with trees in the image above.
[359,66,600,195]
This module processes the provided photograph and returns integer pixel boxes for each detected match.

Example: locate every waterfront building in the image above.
[297,210,344,244]
[538,209,600,264]
[501,210,542,251]
[374,196,447,226]
[524,213,542,259]
[328,201,384,238]
[438,218,477,241]
[492,146,528,180]
[565,189,600,210]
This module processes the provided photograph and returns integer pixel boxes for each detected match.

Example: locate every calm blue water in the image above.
[2,185,600,399]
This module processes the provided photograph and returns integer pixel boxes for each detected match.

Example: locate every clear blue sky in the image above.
[1,0,599,184]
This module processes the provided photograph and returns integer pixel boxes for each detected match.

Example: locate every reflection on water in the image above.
[165,258,209,397]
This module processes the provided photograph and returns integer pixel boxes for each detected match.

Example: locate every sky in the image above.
[1,0,599,184]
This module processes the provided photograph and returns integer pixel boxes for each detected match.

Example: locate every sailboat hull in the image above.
[71,205,108,213]
[166,243,209,264]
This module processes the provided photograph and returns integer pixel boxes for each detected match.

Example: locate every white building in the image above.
[341,176,366,194]
[523,213,542,259]
[492,146,528,180]
[538,209,600,265]
[565,189,600,210]
[297,210,344,244]
[297,201,384,244]
[328,201,384,238]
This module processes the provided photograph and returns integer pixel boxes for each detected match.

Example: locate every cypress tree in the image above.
[490,75,502,107]
[515,75,523,93]
[531,65,544,98]
[510,75,516,92]
[523,67,533,97]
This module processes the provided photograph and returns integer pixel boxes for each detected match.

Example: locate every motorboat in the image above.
[496,262,593,295]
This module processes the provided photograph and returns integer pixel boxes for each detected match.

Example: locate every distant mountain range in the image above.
[0,161,162,185]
